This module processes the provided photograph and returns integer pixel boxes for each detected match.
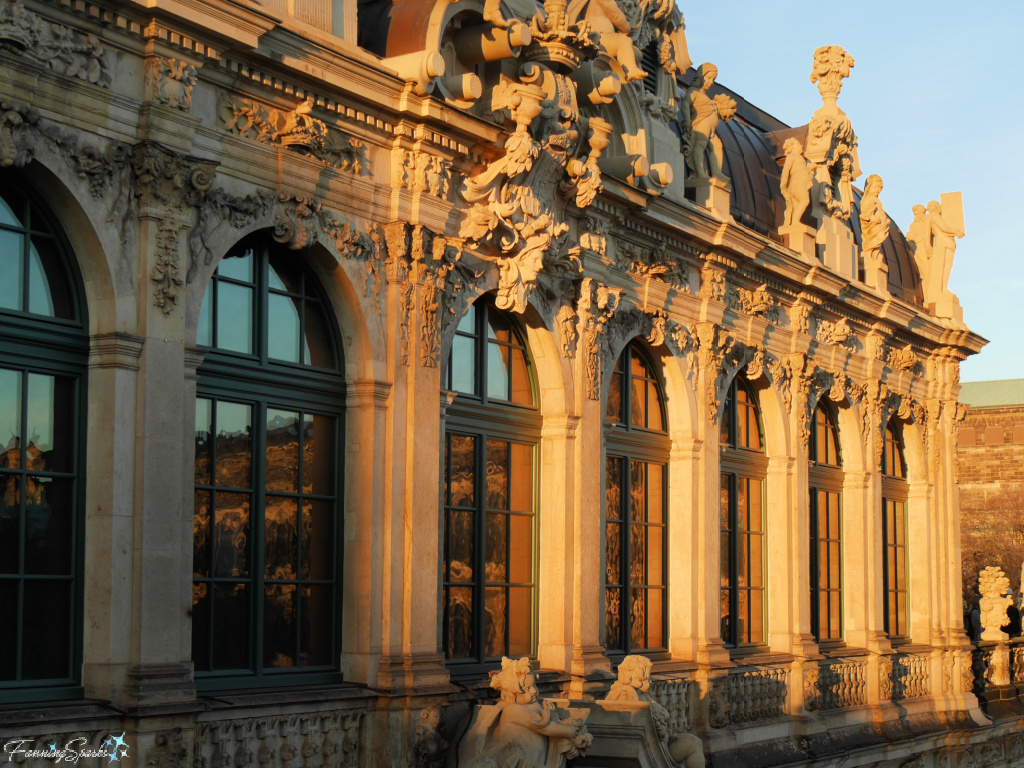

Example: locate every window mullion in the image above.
[253,400,267,676]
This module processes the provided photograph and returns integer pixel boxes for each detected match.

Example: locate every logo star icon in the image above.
[110,735,127,752]
[107,734,127,763]
[49,745,57,752]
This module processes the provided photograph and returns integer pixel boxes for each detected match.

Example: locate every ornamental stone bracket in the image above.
[144,56,199,111]
[0,0,113,88]
[694,323,759,426]
[220,95,369,175]
[726,283,782,324]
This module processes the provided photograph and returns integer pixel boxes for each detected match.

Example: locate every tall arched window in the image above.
[882,419,908,640]
[604,341,669,655]
[719,378,767,648]
[0,183,88,702]
[443,299,539,669]
[193,239,344,689]
[809,401,843,642]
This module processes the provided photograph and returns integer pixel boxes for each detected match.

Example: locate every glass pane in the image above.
[302,500,334,580]
[22,579,71,680]
[720,474,730,528]
[648,464,663,524]
[0,193,21,227]
[0,229,23,311]
[649,525,663,587]
[212,583,249,670]
[268,293,301,363]
[216,282,253,354]
[450,335,476,394]
[305,414,334,496]
[264,583,297,669]
[606,521,622,584]
[27,240,54,316]
[720,531,731,585]
[23,477,73,575]
[487,342,509,400]
[750,590,764,643]
[446,585,473,659]
[448,510,474,583]
[510,346,532,406]
[191,580,210,672]
[300,584,332,667]
[486,512,508,582]
[0,477,20,573]
[303,300,334,369]
[630,589,646,648]
[737,589,749,644]
[197,285,213,347]
[486,440,509,510]
[509,514,532,584]
[0,368,21,468]
[266,409,299,492]
[895,504,906,545]
[647,380,663,431]
[750,533,763,588]
[630,522,646,586]
[219,250,253,282]
[737,534,748,586]
[214,492,250,577]
[215,401,251,488]
[737,477,748,529]
[457,303,475,334]
[631,461,646,522]
[606,457,622,520]
[720,589,731,644]
[193,489,211,577]
[648,588,663,648]
[25,373,53,471]
[484,586,507,658]
[487,310,510,343]
[749,480,763,532]
[268,257,301,293]
[509,443,532,514]
[630,371,646,427]
[194,398,212,485]
[509,587,531,656]
[265,496,298,579]
[720,388,732,445]
[606,587,622,650]
[607,370,622,422]
[449,434,476,507]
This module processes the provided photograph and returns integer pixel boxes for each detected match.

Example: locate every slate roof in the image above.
[958,379,1024,408]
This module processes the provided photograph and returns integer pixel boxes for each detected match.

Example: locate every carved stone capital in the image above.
[132,141,216,217]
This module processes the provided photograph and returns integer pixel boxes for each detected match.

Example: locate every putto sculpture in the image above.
[458,656,592,768]
[779,138,813,229]
[680,62,736,188]
[858,174,889,293]
[602,655,705,768]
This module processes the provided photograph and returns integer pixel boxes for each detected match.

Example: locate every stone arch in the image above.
[18,158,130,336]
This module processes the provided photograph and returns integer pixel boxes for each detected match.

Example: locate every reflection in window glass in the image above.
[445,301,533,406]
[882,418,908,639]
[605,342,665,432]
[0,229,23,311]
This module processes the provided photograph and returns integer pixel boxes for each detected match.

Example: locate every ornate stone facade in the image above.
[0,1,1005,767]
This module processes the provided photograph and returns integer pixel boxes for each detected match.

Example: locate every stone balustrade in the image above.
[708,667,788,727]
[892,654,930,701]
[805,660,868,711]
[649,675,692,733]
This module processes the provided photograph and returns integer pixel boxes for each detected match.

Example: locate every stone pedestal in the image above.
[780,223,816,261]
[690,178,733,222]
[816,216,856,279]
[930,295,964,323]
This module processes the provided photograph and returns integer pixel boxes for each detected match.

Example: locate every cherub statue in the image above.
[602,656,705,768]
[458,657,592,768]
[779,137,813,228]
[926,199,963,304]
[577,0,646,82]
[680,63,736,186]
[858,174,889,292]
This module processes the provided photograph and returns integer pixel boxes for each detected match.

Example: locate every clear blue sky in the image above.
[681,1,1024,382]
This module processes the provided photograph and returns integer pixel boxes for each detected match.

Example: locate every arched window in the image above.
[604,341,669,655]
[193,239,344,689]
[442,299,539,669]
[809,401,843,642]
[0,183,88,702]
[719,378,767,648]
[881,419,908,640]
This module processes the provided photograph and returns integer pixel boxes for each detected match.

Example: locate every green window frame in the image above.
[882,419,908,641]
[0,181,88,704]
[604,341,669,656]
[442,299,540,672]
[719,378,767,649]
[809,401,843,643]
[193,239,345,690]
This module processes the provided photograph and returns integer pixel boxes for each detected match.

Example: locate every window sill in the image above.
[199,682,368,710]
[818,642,871,659]
[0,697,117,725]
[728,648,795,667]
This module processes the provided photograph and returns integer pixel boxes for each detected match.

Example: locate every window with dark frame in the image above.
[809,401,843,643]
[0,184,88,703]
[193,241,344,689]
[881,419,908,640]
[604,341,669,655]
[443,300,539,669]
[719,378,767,648]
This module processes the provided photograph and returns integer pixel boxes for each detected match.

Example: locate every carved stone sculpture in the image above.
[905,195,964,319]
[602,656,705,768]
[978,567,1012,642]
[925,198,963,304]
[458,656,592,768]
[859,174,889,293]
[905,203,930,287]
[780,137,813,229]
[680,63,736,188]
